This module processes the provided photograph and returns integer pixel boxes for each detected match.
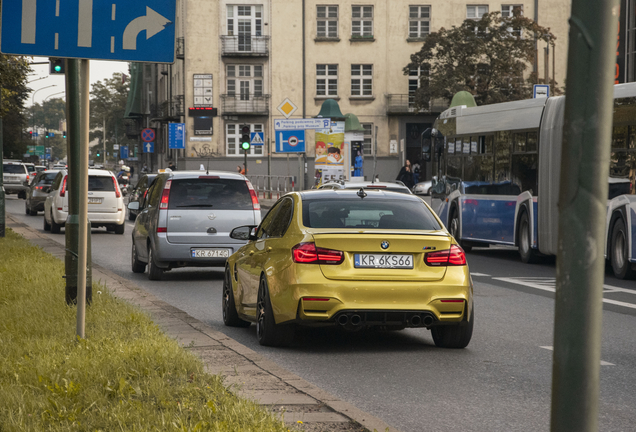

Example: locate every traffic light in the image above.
[29,131,33,139]
[63,131,67,138]
[45,130,49,138]
[49,58,65,74]
[421,128,433,162]
[96,151,101,158]
[240,125,251,151]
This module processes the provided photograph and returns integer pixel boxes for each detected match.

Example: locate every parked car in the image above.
[318,180,413,194]
[43,169,126,234]
[25,169,62,215]
[2,161,30,198]
[128,170,262,280]
[223,189,474,348]
[127,173,157,221]
[412,177,437,196]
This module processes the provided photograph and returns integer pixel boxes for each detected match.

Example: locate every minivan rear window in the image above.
[302,198,441,230]
[88,176,115,192]
[168,178,252,210]
[3,164,26,174]
[38,172,59,185]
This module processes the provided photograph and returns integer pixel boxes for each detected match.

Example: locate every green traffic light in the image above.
[54,65,62,72]
[241,141,250,150]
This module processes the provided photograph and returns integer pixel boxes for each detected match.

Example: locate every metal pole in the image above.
[0,84,4,238]
[550,0,619,430]
[372,125,378,181]
[267,138,272,198]
[103,116,106,166]
[244,149,248,175]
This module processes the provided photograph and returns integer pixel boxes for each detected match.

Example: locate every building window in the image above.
[227,5,263,36]
[226,65,264,99]
[226,123,264,156]
[501,4,523,17]
[351,64,373,97]
[317,5,338,38]
[466,5,488,18]
[409,6,430,38]
[408,65,429,107]
[316,64,338,96]
[352,6,373,38]
[362,123,374,156]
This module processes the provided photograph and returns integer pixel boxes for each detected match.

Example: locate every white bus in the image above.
[430,83,636,279]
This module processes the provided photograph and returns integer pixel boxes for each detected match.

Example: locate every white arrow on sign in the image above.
[145,143,153,152]
[123,7,171,50]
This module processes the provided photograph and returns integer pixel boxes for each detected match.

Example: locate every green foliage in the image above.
[404,11,561,107]
[0,229,290,432]
[1,53,32,158]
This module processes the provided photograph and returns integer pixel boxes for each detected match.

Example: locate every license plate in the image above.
[354,254,413,269]
[5,176,19,182]
[88,197,103,204]
[191,248,231,258]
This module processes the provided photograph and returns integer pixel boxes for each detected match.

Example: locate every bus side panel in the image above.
[631,207,636,264]
[435,200,450,229]
[460,196,516,245]
[533,199,539,249]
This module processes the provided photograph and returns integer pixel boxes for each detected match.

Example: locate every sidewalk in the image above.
[6,214,400,432]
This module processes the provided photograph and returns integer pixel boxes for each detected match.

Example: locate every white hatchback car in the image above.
[43,169,126,234]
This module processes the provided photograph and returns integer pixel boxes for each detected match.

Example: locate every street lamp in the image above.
[44,91,65,102]
[31,85,57,158]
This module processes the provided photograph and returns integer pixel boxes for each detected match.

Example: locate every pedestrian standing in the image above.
[168,161,176,171]
[396,159,414,188]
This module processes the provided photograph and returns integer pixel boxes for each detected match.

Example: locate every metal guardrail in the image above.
[386,94,449,114]
[221,35,270,56]
[247,175,296,200]
[221,94,270,115]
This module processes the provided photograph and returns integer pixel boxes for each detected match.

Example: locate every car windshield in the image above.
[302,198,442,230]
[168,178,252,210]
[3,164,26,174]
[88,176,115,192]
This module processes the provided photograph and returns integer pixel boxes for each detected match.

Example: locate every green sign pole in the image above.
[0,84,5,238]
[551,0,619,430]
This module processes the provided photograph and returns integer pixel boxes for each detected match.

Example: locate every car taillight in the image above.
[464,199,479,206]
[112,176,121,198]
[60,175,67,197]
[160,179,172,209]
[424,245,467,266]
[26,174,30,182]
[292,242,344,265]
[245,180,260,211]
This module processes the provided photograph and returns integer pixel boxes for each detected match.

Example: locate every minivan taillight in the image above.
[424,245,467,266]
[60,175,68,197]
[245,180,260,211]
[292,242,344,265]
[112,176,121,198]
[160,179,172,209]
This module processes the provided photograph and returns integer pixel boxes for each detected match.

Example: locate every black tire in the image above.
[114,223,125,235]
[30,207,38,216]
[131,242,146,273]
[18,191,26,199]
[222,267,251,328]
[43,212,51,231]
[256,277,295,347]
[610,218,636,280]
[518,211,539,264]
[147,246,164,281]
[25,202,30,215]
[128,210,136,222]
[50,211,62,234]
[431,303,474,349]
[449,208,472,253]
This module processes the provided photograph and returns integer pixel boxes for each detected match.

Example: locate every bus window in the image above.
[511,154,538,195]
[447,154,462,179]
[613,126,628,149]
[495,131,511,181]
[462,136,471,154]
[527,132,538,152]
[513,132,526,152]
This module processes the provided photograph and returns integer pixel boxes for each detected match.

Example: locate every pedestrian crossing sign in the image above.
[250,132,264,146]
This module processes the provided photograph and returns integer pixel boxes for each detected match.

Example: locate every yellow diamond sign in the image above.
[277,98,298,118]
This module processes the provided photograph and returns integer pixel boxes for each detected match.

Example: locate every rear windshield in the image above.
[37,172,59,185]
[3,164,26,174]
[88,176,115,192]
[302,198,441,230]
[168,178,252,210]
[25,165,35,173]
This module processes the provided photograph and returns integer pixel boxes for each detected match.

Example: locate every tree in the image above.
[89,72,136,163]
[1,53,32,158]
[404,11,559,108]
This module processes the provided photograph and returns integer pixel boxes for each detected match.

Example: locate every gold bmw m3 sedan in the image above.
[223,189,474,348]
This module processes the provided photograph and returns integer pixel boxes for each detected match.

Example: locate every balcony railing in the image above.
[176,37,185,59]
[386,94,449,115]
[221,35,270,56]
[221,94,270,115]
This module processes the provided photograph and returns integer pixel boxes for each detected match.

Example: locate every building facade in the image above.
[130,0,572,185]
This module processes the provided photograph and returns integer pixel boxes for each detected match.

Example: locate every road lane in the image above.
[5,195,636,432]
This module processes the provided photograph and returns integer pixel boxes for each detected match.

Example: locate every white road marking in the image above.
[493,277,636,310]
[539,346,614,366]
[470,272,491,277]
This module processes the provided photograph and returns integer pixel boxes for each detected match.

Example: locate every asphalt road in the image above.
[5,195,636,432]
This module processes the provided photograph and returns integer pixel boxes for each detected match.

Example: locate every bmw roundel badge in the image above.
[381,240,390,250]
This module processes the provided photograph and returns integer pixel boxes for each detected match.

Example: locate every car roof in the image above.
[299,188,423,201]
[322,181,410,189]
[163,170,247,180]
[54,168,115,176]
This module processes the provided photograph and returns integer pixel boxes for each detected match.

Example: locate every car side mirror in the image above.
[230,225,258,241]
[127,201,140,210]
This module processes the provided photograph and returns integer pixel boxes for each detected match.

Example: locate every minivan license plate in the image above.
[88,197,103,204]
[354,254,413,269]
[191,248,231,258]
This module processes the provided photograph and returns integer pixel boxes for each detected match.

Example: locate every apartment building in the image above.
[129,0,573,183]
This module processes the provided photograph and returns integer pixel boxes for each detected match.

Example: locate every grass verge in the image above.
[0,229,291,432]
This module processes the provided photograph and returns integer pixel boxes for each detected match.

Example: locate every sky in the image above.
[27,57,129,106]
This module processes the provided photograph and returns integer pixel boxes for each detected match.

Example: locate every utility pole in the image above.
[550,0,619,431]
[0,82,4,238]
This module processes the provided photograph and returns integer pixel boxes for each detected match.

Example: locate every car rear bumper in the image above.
[52,208,125,226]
[4,184,28,193]
[153,236,245,267]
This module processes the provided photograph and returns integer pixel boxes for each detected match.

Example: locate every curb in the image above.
[5,215,400,432]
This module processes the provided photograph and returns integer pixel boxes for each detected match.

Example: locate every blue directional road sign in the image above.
[276,130,305,153]
[1,1,176,63]
[120,146,129,159]
[250,132,264,146]
[143,142,154,153]
[169,123,185,149]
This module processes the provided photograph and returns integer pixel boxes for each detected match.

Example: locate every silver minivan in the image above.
[129,170,262,280]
